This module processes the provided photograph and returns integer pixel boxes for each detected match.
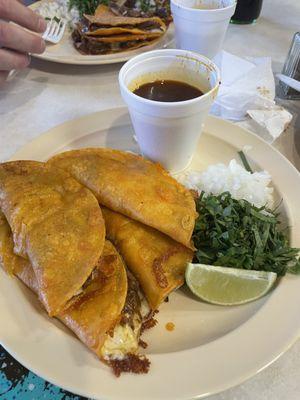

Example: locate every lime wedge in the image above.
[185,263,277,306]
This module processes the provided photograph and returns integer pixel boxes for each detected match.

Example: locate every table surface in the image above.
[1,0,300,399]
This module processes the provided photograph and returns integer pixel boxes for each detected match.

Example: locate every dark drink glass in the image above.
[231,0,263,24]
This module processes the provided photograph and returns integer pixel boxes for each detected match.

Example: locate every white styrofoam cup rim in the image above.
[119,49,221,109]
[170,0,236,14]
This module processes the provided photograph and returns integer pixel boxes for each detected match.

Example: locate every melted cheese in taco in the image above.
[100,270,150,361]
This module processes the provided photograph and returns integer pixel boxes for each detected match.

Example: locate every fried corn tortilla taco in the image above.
[72,28,160,54]
[86,5,166,34]
[47,148,197,248]
[102,207,193,310]
[72,5,166,55]
[84,26,163,37]
[60,240,128,359]
[0,210,27,276]
[60,242,154,376]
[0,161,105,316]
[81,32,163,42]
[0,211,153,375]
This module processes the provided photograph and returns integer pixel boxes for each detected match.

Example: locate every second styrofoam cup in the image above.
[171,0,237,60]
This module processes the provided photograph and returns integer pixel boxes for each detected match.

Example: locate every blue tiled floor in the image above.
[0,347,87,399]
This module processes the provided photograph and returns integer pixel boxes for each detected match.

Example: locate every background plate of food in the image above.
[0,107,300,399]
[31,0,174,65]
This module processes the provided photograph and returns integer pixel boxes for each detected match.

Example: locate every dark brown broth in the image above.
[133,79,203,102]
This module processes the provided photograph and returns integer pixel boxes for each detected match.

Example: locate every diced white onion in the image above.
[178,159,274,208]
[35,0,80,28]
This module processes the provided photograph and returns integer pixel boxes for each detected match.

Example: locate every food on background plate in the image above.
[109,0,172,21]
[0,161,105,316]
[0,213,153,375]
[36,0,80,28]
[68,0,172,21]
[36,0,171,27]
[36,0,171,56]
[84,5,166,36]
[47,148,197,248]
[103,207,193,310]
[72,5,166,55]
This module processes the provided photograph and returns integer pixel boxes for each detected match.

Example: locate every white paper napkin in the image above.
[211,51,293,143]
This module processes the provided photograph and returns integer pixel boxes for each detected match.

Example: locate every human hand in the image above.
[0,0,47,84]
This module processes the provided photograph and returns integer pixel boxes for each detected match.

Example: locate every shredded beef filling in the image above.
[102,271,158,376]
[89,21,162,31]
[138,339,148,349]
[109,353,150,377]
[141,310,158,334]
[72,28,154,55]
[72,13,163,56]
[120,270,142,329]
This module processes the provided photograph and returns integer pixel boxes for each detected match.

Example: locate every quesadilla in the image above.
[0,161,105,316]
[48,148,197,248]
[72,5,166,55]
[102,207,193,309]
[0,211,153,375]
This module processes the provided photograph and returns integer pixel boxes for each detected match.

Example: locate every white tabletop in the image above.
[0,0,300,399]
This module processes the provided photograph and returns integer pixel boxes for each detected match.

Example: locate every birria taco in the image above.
[47,148,197,249]
[72,5,166,55]
[0,160,105,316]
[0,211,154,376]
[102,207,193,310]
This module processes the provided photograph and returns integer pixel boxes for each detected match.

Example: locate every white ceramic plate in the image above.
[30,1,174,65]
[1,108,300,400]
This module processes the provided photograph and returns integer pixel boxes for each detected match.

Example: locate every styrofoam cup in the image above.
[171,0,237,59]
[119,49,220,173]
